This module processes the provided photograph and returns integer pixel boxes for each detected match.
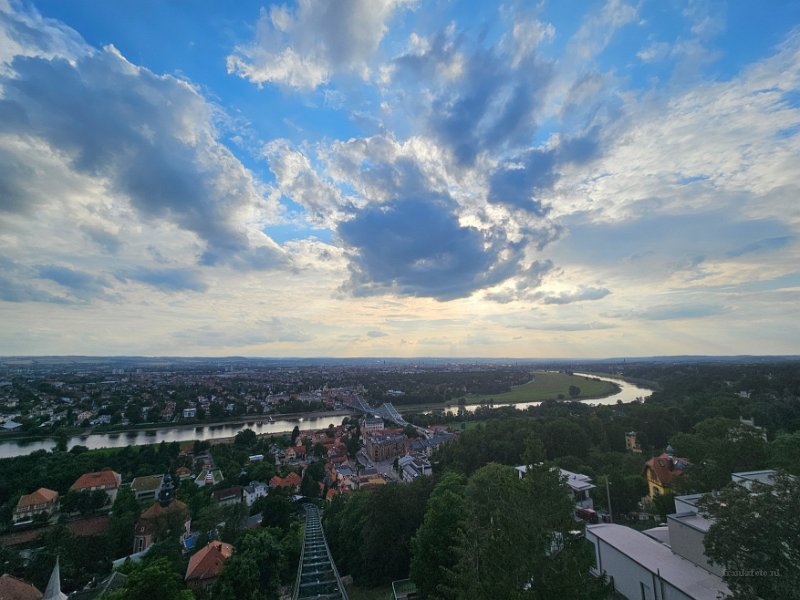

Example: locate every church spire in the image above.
[43,556,68,600]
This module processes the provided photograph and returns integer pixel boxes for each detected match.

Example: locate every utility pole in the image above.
[605,478,613,523]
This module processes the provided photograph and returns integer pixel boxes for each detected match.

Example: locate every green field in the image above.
[463,371,618,405]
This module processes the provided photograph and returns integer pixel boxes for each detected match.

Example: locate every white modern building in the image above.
[585,523,730,600]
[515,465,595,509]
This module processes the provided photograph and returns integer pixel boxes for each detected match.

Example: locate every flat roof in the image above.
[731,470,777,486]
[668,512,713,534]
[587,524,729,600]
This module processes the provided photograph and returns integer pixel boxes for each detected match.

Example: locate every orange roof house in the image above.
[13,488,58,522]
[644,453,689,498]
[133,498,190,554]
[269,472,302,490]
[0,574,42,600]
[69,470,121,503]
[185,541,233,592]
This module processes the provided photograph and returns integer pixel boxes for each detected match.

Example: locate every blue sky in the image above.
[1,0,799,357]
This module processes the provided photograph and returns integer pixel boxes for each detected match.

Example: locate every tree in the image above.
[770,432,800,475]
[290,426,300,446]
[699,473,800,599]
[214,529,286,600]
[108,557,194,600]
[234,428,257,447]
[109,487,141,558]
[453,463,610,600]
[569,385,581,398]
[410,473,467,600]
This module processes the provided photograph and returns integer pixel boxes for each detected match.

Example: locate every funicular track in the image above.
[293,504,349,600]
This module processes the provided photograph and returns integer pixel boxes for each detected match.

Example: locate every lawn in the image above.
[463,371,618,405]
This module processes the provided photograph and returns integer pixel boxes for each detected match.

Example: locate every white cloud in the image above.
[227,0,415,89]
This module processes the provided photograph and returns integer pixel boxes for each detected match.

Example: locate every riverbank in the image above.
[0,408,357,443]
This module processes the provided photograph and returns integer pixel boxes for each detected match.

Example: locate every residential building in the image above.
[130,475,164,501]
[586,523,729,600]
[13,487,58,523]
[132,487,191,554]
[398,455,432,482]
[69,470,121,504]
[269,472,302,491]
[366,432,408,462]
[194,468,224,487]
[625,431,642,454]
[0,574,42,600]
[644,453,689,498]
[363,417,384,433]
[243,481,268,506]
[515,466,595,509]
[212,486,243,506]
[185,541,234,593]
[182,408,196,419]
[730,469,777,489]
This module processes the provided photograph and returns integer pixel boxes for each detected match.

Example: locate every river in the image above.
[0,413,353,459]
[0,373,653,459]
[437,372,654,415]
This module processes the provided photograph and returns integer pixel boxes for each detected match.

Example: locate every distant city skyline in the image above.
[1,0,799,357]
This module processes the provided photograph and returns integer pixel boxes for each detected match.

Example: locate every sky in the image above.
[1,0,799,358]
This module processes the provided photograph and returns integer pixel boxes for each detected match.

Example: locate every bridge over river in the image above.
[342,396,409,427]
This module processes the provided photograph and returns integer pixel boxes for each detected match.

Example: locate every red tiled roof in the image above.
[645,453,689,487]
[269,472,302,488]
[0,574,42,600]
[185,541,234,582]
[70,470,120,491]
[140,499,188,521]
[16,488,58,510]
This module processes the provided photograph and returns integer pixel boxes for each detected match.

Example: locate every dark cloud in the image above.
[0,258,71,304]
[80,225,122,254]
[37,265,112,300]
[726,235,793,258]
[0,30,282,269]
[338,195,526,300]
[487,130,602,212]
[0,274,70,304]
[391,30,553,166]
[117,267,208,293]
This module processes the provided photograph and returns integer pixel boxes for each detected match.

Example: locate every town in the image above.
[0,358,797,600]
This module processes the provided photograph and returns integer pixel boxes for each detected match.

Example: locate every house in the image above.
[644,453,689,498]
[2,419,22,431]
[0,574,42,600]
[586,523,729,600]
[365,433,408,462]
[269,472,302,491]
[185,541,234,592]
[286,445,307,461]
[398,455,432,482]
[212,486,243,506]
[130,475,164,501]
[243,481,268,506]
[625,431,642,454]
[13,487,58,523]
[363,417,384,433]
[194,468,224,487]
[68,571,128,600]
[182,408,197,419]
[176,466,193,480]
[69,470,121,503]
[133,487,191,554]
[515,466,595,509]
